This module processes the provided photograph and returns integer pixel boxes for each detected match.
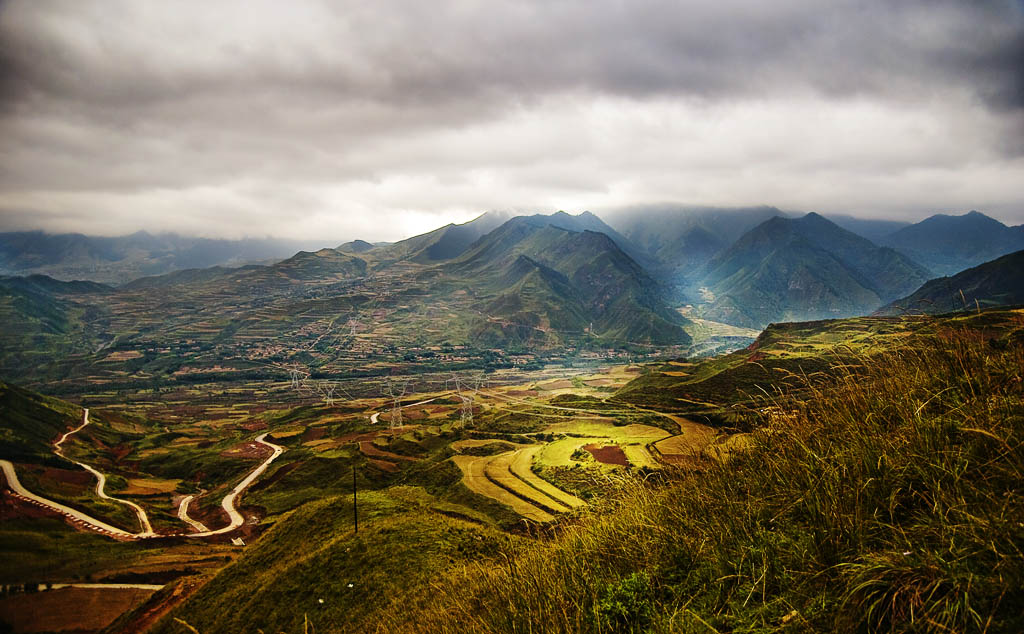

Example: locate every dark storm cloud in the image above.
[4,1,1021,109]
[0,0,1021,239]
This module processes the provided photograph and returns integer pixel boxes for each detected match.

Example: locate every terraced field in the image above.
[508,446,586,509]
[450,439,518,453]
[452,442,590,522]
[451,454,554,523]
[485,451,571,514]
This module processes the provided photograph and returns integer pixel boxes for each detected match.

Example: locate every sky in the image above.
[0,0,1022,243]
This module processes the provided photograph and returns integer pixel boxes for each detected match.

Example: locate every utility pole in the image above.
[352,464,358,533]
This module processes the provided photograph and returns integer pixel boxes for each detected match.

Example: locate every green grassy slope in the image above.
[377,320,1024,633]
[613,309,1024,417]
[149,489,518,634]
[0,379,81,463]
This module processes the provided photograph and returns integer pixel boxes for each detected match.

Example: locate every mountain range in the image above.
[606,205,786,284]
[878,210,1024,276]
[691,213,931,328]
[2,206,1022,370]
[0,231,332,285]
[445,218,687,345]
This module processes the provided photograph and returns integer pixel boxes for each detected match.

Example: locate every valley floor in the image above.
[3,308,1022,632]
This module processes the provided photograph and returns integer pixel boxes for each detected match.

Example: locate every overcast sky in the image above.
[1,0,1022,242]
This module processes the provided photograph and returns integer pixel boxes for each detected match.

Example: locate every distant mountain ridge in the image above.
[121,247,368,295]
[877,249,1024,315]
[824,214,911,243]
[365,211,512,265]
[879,210,1024,276]
[0,230,331,285]
[4,206,1022,341]
[447,217,690,345]
[694,213,930,328]
[605,205,788,283]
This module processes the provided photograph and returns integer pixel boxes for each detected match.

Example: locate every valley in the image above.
[0,355,732,632]
[2,209,1023,633]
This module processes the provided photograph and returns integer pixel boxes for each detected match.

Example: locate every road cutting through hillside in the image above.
[172,433,284,537]
[53,409,156,537]
[0,459,135,538]
[176,495,211,533]
[1,409,284,540]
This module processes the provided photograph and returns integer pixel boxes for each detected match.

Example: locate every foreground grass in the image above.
[377,329,1023,633]
[150,488,518,634]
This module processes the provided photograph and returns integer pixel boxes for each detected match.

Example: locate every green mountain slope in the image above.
[376,314,1024,633]
[149,490,517,634]
[139,310,1024,634]
[451,219,690,345]
[337,239,376,253]
[877,249,1024,315]
[520,210,659,272]
[0,379,82,463]
[368,211,511,264]
[697,214,930,328]
[0,275,110,374]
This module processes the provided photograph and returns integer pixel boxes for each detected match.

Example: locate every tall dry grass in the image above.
[378,329,1024,633]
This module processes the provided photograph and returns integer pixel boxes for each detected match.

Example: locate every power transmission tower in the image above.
[451,372,485,428]
[320,381,338,407]
[311,378,351,407]
[288,366,304,390]
[382,377,410,429]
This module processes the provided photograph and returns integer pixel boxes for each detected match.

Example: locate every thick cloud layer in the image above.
[1,0,1022,241]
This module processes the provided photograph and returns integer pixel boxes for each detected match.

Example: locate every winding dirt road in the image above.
[54,409,156,537]
[176,495,210,533]
[177,433,284,537]
[0,459,135,538]
[2,411,285,540]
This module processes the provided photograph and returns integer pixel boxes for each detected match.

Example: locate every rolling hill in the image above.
[120,248,367,293]
[877,249,1024,315]
[0,379,82,463]
[127,308,1024,634]
[0,275,112,375]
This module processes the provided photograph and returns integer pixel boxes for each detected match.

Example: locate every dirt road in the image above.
[3,419,284,539]
[0,459,135,537]
[54,409,156,537]
[177,433,284,537]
